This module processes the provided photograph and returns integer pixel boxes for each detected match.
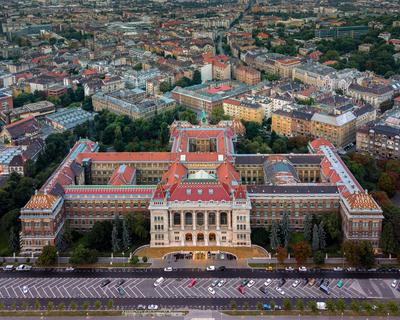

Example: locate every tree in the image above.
[94,300,102,310]
[308,301,317,313]
[160,82,172,93]
[387,301,399,314]
[296,299,304,311]
[111,224,120,253]
[122,219,131,252]
[342,241,360,267]
[251,228,269,248]
[359,240,375,269]
[270,221,280,250]
[58,303,65,311]
[312,224,320,251]
[192,70,202,85]
[318,222,326,251]
[336,299,345,313]
[209,106,230,124]
[272,139,287,153]
[107,299,114,310]
[380,222,396,255]
[87,221,112,251]
[351,300,360,312]
[378,172,396,197]
[303,214,313,242]
[34,299,41,310]
[47,301,53,312]
[82,301,89,311]
[37,245,57,266]
[70,301,77,311]
[8,227,19,253]
[159,122,170,145]
[326,299,335,312]
[230,300,237,310]
[276,246,287,264]
[280,212,290,248]
[313,250,325,265]
[363,301,373,314]
[283,299,291,310]
[342,240,375,268]
[70,244,97,265]
[321,212,341,244]
[292,241,311,266]
[133,63,142,71]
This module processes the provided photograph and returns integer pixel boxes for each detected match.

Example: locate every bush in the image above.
[296,299,304,311]
[351,300,360,312]
[82,301,89,311]
[130,255,139,265]
[94,300,102,310]
[142,256,148,263]
[387,301,399,314]
[37,245,57,266]
[336,298,345,312]
[47,301,53,312]
[70,301,77,311]
[308,301,317,313]
[70,244,97,265]
[58,303,65,311]
[107,299,113,310]
[283,299,291,310]
[34,299,41,310]
[230,300,237,310]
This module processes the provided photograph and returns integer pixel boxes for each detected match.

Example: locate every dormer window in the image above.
[186,189,191,195]
[198,189,203,195]
[209,189,214,195]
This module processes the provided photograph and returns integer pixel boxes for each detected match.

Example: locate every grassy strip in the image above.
[224,310,398,316]
[0,310,122,317]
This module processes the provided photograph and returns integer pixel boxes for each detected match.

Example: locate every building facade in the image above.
[19,121,383,254]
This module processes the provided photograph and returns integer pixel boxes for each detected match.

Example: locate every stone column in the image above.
[205,211,208,231]
[228,211,232,230]
[169,211,172,230]
[181,211,184,231]
[216,211,220,231]
[192,233,197,246]
[192,211,196,231]
[205,232,209,246]
[216,233,220,245]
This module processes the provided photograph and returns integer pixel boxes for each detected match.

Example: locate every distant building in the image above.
[0,91,13,117]
[45,108,96,131]
[10,101,55,120]
[292,63,336,88]
[0,116,41,145]
[315,26,369,39]
[234,66,261,85]
[347,82,393,108]
[92,89,176,119]
[171,80,251,114]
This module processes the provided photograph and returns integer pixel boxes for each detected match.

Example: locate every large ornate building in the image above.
[20,120,383,254]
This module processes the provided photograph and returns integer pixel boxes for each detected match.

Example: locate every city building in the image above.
[92,89,176,119]
[0,91,13,117]
[20,121,383,254]
[223,98,265,123]
[0,116,42,145]
[171,80,251,114]
[234,65,261,85]
[45,108,96,131]
[315,26,369,39]
[347,82,394,108]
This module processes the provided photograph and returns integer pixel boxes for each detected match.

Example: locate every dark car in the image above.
[117,279,125,287]
[118,287,126,296]
[279,278,286,286]
[318,279,324,287]
[259,286,268,294]
[100,279,111,287]
[303,278,309,285]
[218,266,226,271]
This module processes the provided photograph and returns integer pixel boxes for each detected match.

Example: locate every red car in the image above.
[188,279,197,288]
[238,285,245,294]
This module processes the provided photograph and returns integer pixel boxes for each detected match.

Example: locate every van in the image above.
[153,277,165,287]
[3,265,13,271]
[263,304,271,310]
[317,302,326,310]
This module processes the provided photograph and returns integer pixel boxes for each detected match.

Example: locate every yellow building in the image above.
[223,99,265,123]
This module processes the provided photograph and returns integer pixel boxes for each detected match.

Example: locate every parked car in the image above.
[118,287,126,297]
[259,286,268,294]
[217,279,226,287]
[211,279,219,287]
[206,266,215,271]
[292,280,300,287]
[147,304,159,310]
[207,287,216,295]
[163,267,173,272]
[238,285,245,294]
[317,302,326,310]
[309,278,316,286]
[264,279,272,286]
[333,267,343,271]
[217,266,226,271]
[247,280,255,288]
[3,265,13,271]
[65,267,74,271]
[137,304,146,310]
[100,279,111,287]
[241,279,249,286]
[22,285,29,294]
[265,265,273,271]
[391,280,398,288]
[299,266,307,272]
[337,280,344,288]
[117,279,125,287]
[263,304,271,310]
[188,279,197,288]
[279,278,286,286]
[275,286,285,295]
[285,266,294,271]
[16,264,32,271]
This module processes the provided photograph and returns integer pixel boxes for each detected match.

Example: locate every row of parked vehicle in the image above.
[3,264,32,271]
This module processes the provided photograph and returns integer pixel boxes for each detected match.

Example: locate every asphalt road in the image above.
[1,268,400,279]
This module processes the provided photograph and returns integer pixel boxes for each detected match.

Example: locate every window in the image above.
[173,212,181,225]
[220,212,228,225]
[185,212,192,225]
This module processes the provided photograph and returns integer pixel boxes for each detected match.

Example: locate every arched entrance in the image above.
[185,233,192,242]
[197,233,204,242]
[209,233,216,242]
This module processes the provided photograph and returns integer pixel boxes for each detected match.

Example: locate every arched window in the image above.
[209,233,216,241]
[185,233,192,241]
[197,212,204,226]
[220,212,228,225]
[208,212,216,225]
[173,212,181,225]
[197,233,204,241]
[185,212,192,225]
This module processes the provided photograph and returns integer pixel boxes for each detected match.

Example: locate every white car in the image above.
[217,279,225,287]
[16,264,32,271]
[264,279,272,286]
[3,265,13,271]
[333,267,343,271]
[22,285,28,294]
[275,287,285,295]
[292,280,300,288]
[247,280,255,288]
[285,267,294,271]
[163,267,173,272]
[206,266,216,271]
[207,287,216,295]
[317,302,326,310]
[391,280,398,288]
[66,267,74,271]
[299,266,307,272]
[147,304,159,310]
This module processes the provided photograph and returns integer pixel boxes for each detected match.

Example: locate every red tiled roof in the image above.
[169,182,231,201]
[108,165,136,185]
[76,152,173,163]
